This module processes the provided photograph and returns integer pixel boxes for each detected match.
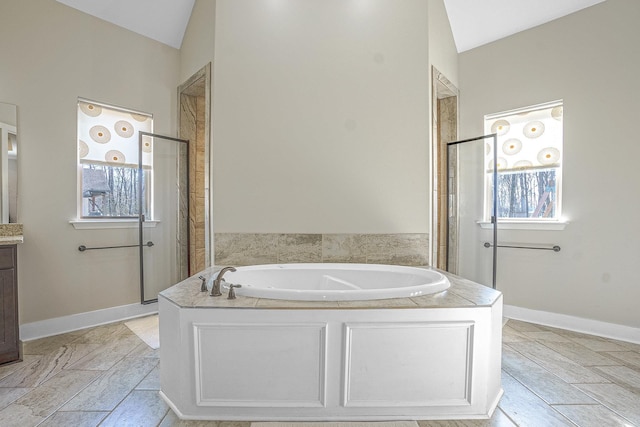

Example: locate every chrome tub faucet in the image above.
[211,266,236,296]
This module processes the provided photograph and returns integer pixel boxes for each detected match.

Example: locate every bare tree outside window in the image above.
[81,164,149,217]
[495,169,556,219]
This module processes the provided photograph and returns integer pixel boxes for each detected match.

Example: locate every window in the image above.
[484,101,563,221]
[77,99,153,218]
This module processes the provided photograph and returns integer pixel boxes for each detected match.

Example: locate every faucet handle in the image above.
[227,284,242,300]
[198,276,207,292]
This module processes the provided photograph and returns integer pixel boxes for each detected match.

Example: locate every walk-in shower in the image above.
[138,132,190,303]
[447,134,497,288]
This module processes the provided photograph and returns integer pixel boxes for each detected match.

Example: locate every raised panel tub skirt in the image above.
[159,264,503,421]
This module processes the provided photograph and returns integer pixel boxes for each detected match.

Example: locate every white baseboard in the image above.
[504,305,640,345]
[21,302,640,345]
[20,302,158,342]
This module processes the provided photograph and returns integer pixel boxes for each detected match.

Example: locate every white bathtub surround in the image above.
[208,264,450,301]
[159,267,503,421]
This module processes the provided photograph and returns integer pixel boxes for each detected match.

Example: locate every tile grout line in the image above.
[33,323,144,426]
[5,318,640,427]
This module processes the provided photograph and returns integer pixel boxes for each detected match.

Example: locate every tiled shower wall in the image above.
[214,233,429,266]
[180,93,207,273]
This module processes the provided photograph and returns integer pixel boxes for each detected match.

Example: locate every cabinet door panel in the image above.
[0,248,14,269]
[0,252,18,364]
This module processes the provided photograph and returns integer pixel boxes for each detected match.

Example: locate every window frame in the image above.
[483,100,565,227]
[75,98,154,223]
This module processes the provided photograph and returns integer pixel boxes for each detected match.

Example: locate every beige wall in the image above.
[427,0,459,267]
[427,0,458,89]
[0,0,180,323]
[179,0,216,263]
[179,0,216,84]
[212,0,432,234]
[458,0,640,328]
[0,104,16,126]
[0,0,460,326]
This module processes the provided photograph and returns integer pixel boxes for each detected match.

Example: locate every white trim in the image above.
[504,305,640,344]
[484,99,563,120]
[77,97,152,118]
[478,221,568,231]
[69,219,159,230]
[0,122,16,134]
[193,322,327,408]
[20,301,158,342]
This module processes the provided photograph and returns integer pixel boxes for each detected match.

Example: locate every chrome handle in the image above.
[198,275,207,292]
[227,284,242,300]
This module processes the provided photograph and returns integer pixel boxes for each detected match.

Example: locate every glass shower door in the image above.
[139,132,189,304]
[447,134,497,288]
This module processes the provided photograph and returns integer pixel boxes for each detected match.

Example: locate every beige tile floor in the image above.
[0,318,638,426]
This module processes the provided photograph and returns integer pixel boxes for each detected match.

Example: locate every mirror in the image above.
[0,103,17,223]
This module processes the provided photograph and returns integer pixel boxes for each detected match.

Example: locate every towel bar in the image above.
[78,241,154,252]
[483,242,560,252]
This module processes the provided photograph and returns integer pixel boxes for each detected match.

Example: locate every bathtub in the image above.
[159,264,503,421]
[208,263,450,301]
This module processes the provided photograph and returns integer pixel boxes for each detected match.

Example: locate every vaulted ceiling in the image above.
[443,0,606,52]
[56,0,196,49]
[56,0,606,52]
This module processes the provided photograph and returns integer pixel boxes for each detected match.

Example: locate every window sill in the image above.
[477,220,568,231]
[69,219,160,230]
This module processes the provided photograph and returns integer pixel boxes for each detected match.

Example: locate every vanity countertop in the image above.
[0,224,23,245]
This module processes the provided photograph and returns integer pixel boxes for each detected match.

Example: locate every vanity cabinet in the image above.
[0,245,19,364]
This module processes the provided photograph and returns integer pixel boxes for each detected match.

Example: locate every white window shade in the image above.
[78,100,152,168]
[485,102,563,172]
